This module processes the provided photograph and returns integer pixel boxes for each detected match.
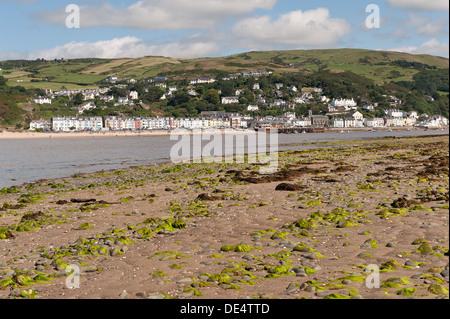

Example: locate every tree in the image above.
[144,86,164,103]
[0,76,6,86]
[73,93,84,105]
[204,89,220,105]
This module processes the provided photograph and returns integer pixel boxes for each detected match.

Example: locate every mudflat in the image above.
[0,135,448,299]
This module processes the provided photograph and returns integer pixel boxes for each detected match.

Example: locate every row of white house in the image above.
[30,115,247,132]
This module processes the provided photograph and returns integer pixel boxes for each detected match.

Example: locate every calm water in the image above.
[0,129,448,189]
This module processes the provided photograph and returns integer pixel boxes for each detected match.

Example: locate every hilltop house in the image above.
[331,98,357,109]
[190,77,216,85]
[247,105,259,111]
[385,109,404,118]
[221,96,239,105]
[34,96,52,104]
[129,91,139,100]
[77,102,96,114]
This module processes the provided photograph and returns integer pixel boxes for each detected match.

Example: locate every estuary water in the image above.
[0,129,448,189]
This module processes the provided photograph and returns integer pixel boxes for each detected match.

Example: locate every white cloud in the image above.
[35,0,278,30]
[0,36,221,60]
[390,38,449,57]
[406,14,449,37]
[387,0,449,12]
[230,8,351,49]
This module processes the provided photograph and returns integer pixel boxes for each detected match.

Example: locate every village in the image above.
[29,71,449,132]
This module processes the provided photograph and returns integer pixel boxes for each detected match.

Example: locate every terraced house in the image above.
[52,117,103,132]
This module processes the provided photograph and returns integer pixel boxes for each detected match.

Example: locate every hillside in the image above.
[1,49,448,89]
[0,49,448,128]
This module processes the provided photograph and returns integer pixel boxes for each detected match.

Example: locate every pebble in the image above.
[386,242,396,248]
[81,265,98,273]
[179,291,195,298]
[285,282,300,295]
[405,260,418,268]
[305,286,316,293]
[177,277,193,285]
[119,290,128,298]
[315,290,332,298]
[292,267,306,274]
[200,261,214,266]
[147,292,166,299]
[10,288,22,297]
[135,292,146,298]
[110,247,121,256]
[198,274,210,281]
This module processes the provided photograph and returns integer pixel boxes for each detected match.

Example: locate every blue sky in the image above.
[0,0,448,60]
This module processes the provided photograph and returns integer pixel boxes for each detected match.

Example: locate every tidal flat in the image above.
[0,135,448,299]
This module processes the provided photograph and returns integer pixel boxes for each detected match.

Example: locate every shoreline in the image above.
[2,133,448,191]
[0,126,446,140]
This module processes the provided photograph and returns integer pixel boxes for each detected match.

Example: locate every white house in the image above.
[385,117,406,127]
[83,92,96,100]
[100,95,114,103]
[331,98,357,109]
[34,96,52,104]
[365,118,385,128]
[419,115,450,128]
[221,96,239,105]
[318,96,330,103]
[331,118,345,128]
[282,112,296,120]
[29,120,52,131]
[294,97,308,104]
[115,97,131,106]
[362,104,375,111]
[247,105,259,111]
[52,117,103,132]
[77,102,96,114]
[385,109,404,118]
[345,110,364,128]
[293,117,311,127]
[106,75,118,83]
[129,91,139,100]
[190,78,216,85]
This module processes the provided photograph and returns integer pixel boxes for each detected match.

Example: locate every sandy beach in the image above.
[1,126,443,140]
[0,135,448,300]
[0,130,172,140]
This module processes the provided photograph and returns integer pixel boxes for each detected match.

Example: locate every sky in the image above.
[0,0,448,60]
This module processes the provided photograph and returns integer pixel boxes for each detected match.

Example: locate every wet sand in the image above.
[0,135,448,300]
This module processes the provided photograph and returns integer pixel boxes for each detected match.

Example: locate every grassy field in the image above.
[1,49,448,90]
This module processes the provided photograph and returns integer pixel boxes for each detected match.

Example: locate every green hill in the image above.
[0,49,448,127]
[1,49,448,89]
